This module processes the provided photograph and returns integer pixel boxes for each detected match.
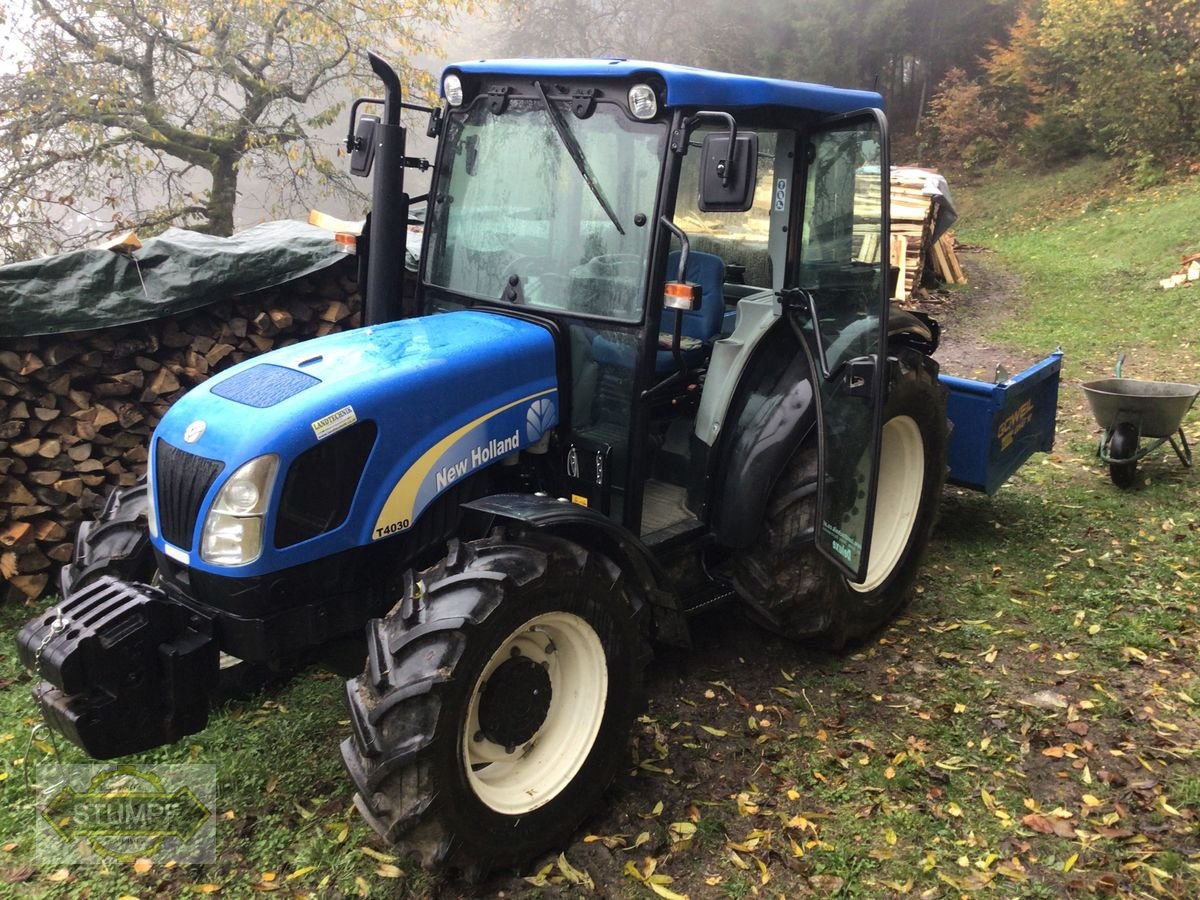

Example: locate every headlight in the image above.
[444,73,464,107]
[628,84,657,120]
[200,455,278,566]
[146,471,158,539]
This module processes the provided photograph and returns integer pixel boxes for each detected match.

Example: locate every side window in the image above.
[795,116,889,583]
[798,128,883,375]
[673,130,781,290]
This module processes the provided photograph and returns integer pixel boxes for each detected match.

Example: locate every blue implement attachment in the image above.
[940,352,1063,494]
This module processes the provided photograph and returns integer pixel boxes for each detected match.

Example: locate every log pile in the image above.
[853,168,966,302]
[887,170,966,301]
[0,258,359,603]
[1160,252,1200,290]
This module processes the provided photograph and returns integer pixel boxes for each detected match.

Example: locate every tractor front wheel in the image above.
[341,528,643,875]
[60,481,155,597]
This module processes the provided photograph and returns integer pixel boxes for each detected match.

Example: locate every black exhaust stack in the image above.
[364,51,410,326]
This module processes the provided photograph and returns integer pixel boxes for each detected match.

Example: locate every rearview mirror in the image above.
[349,115,379,177]
[698,131,759,212]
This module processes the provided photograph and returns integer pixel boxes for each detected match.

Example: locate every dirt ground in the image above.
[912,247,1045,382]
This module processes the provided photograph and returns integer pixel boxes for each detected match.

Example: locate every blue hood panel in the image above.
[150,310,559,576]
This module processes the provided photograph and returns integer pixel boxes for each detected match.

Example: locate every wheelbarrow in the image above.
[1082,356,1199,487]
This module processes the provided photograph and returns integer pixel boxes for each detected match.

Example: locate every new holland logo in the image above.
[183,420,206,444]
[526,398,556,442]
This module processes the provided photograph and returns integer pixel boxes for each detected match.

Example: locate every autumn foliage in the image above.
[932,0,1200,171]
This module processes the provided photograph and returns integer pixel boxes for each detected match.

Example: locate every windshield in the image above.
[426,98,666,319]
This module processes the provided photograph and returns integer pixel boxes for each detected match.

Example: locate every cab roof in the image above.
[443,58,884,115]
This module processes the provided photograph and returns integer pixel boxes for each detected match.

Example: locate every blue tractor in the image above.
[19,54,951,872]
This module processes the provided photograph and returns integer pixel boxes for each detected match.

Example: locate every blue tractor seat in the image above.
[592,250,727,372]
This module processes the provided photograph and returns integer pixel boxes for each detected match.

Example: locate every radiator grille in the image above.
[154,440,224,551]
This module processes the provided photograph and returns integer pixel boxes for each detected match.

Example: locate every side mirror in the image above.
[349,115,379,177]
[698,130,758,212]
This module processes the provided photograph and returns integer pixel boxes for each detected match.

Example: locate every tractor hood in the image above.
[148,310,559,576]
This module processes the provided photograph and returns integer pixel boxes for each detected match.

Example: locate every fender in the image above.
[709,316,940,552]
[462,493,689,647]
[708,321,818,550]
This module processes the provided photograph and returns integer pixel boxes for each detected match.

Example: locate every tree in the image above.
[927,68,1009,169]
[491,0,1023,137]
[0,0,462,262]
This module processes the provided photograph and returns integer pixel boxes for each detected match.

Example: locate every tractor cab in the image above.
[362,59,897,583]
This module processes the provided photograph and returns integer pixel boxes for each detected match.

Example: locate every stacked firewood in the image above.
[853,168,966,302]
[887,171,965,301]
[0,259,359,603]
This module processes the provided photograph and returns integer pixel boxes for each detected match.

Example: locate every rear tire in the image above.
[1108,423,1139,488]
[341,528,643,875]
[731,355,948,646]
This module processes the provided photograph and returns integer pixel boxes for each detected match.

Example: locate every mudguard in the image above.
[148,310,560,578]
[708,315,940,551]
[463,493,689,647]
[709,322,818,550]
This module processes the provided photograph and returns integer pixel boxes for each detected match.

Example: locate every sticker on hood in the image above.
[312,405,357,441]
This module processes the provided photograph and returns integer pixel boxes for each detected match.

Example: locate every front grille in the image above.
[155,439,224,551]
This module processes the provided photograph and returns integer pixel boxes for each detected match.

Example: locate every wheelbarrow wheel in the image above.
[1108,422,1139,488]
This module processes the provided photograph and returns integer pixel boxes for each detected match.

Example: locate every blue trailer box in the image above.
[939,352,1063,494]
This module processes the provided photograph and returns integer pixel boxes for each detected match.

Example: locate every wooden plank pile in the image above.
[887,169,966,301]
[1160,252,1200,290]
[0,259,360,603]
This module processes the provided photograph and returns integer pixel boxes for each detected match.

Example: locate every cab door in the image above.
[793,112,890,582]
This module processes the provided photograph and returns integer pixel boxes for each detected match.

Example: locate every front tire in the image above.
[731,354,948,646]
[341,528,643,875]
[60,481,155,597]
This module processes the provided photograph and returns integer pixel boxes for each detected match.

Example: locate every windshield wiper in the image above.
[534,81,625,235]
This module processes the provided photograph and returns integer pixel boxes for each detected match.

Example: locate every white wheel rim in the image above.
[463,611,608,815]
[850,415,924,593]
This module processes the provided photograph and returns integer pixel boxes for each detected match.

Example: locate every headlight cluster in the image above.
[200,455,278,566]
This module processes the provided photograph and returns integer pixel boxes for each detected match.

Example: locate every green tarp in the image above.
[0,221,347,338]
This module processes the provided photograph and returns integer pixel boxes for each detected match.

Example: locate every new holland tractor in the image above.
[19,53,952,872]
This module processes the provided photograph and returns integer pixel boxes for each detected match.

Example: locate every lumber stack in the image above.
[1160,252,1200,290]
[853,168,966,302]
[0,259,360,603]
[888,172,961,300]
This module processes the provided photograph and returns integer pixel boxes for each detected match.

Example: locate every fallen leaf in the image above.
[360,847,397,863]
[132,858,152,874]
[648,881,688,900]
[557,853,593,890]
[1022,813,1076,838]
[376,863,402,878]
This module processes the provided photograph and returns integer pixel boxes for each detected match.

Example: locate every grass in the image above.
[2,157,1199,898]
[955,156,1200,381]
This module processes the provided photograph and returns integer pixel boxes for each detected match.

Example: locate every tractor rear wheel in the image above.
[731,357,948,646]
[341,528,643,876]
